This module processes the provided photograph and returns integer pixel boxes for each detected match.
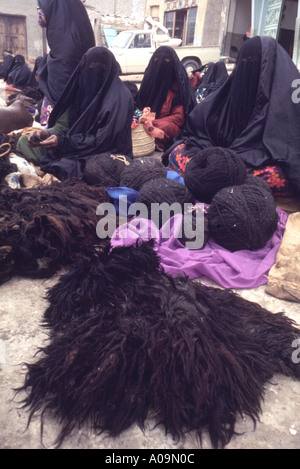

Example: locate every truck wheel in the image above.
[182,58,201,74]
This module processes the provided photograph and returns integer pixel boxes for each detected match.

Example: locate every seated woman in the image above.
[164,36,300,198]
[0,50,14,82]
[16,47,134,180]
[189,61,228,103]
[135,46,196,151]
[6,55,34,91]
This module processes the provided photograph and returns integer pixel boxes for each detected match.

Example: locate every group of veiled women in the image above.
[3,0,300,199]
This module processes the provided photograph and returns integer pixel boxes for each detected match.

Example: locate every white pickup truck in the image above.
[109,29,221,75]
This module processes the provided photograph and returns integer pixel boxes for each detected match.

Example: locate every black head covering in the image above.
[6,55,34,90]
[37,0,95,104]
[182,36,300,197]
[0,53,14,81]
[32,56,43,78]
[136,46,196,118]
[29,56,44,89]
[194,61,228,99]
[39,47,134,181]
[225,36,262,142]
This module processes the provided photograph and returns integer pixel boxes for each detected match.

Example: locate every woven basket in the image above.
[131,124,155,158]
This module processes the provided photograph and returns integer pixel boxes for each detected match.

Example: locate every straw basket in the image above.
[131,124,155,158]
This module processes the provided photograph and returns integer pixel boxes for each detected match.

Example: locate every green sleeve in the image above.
[47,109,70,136]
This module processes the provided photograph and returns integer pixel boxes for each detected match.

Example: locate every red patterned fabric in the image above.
[167,143,294,197]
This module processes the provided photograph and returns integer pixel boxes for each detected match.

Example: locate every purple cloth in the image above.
[110,209,288,289]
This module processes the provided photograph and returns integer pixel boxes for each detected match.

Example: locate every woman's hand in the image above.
[39,134,59,149]
[28,129,51,147]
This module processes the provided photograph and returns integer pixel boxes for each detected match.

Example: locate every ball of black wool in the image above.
[207,185,278,251]
[84,153,132,187]
[136,178,195,228]
[244,174,272,194]
[184,147,247,203]
[119,157,167,191]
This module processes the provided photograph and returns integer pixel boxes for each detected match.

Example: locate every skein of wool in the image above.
[184,147,247,203]
[207,184,278,251]
[84,152,132,187]
[119,157,167,191]
[244,174,272,193]
[16,241,300,449]
[135,177,195,227]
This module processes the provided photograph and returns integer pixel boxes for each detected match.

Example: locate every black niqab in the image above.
[136,46,196,118]
[182,36,300,196]
[0,53,14,81]
[193,61,228,99]
[39,47,134,181]
[37,0,95,104]
[6,55,34,90]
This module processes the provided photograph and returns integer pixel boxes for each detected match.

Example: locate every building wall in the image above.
[83,0,147,21]
[0,0,43,61]
[201,0,224,46]
[223,0,251,56]
[145,0,229,47]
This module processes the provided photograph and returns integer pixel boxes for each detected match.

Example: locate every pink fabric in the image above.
[111,209,288,289]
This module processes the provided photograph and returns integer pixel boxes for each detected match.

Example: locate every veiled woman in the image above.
[0,50,14,82]
[36,0,95,124]
[164,36,300,198]
[136,46,196,151]
[6,55,34,90]
[17,47,134,180]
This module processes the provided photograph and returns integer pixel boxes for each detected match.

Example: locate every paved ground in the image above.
[0,265,299,450]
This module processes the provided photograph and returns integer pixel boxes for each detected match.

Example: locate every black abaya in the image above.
[37,0,95,105]
[136,46,196,119]
[0,53,14,81]
[6,55,34,90]
[38,47,134,181]
[193,61,229,101]
[182,36,300,196]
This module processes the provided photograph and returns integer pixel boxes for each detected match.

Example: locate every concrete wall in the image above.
[223,0,251,56]
[201,0,224,46]
[83,0,147,21]
[145,0,165,24]
[0,0,43,61]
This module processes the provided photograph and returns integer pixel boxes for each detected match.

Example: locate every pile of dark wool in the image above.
[178,204,210,249]
[0,179,110,284]
[184,147,247,203]
[207,184,278,251]
[0,130,22,154]
[119,158,167,191]
[135,178,195,228]
[0,140,17,183]
[7,87,43,108]
[84,152,132,187]
[244,174,272,193]
[16,241,300,449]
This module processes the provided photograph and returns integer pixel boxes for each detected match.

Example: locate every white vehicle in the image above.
[109,28,221,75]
